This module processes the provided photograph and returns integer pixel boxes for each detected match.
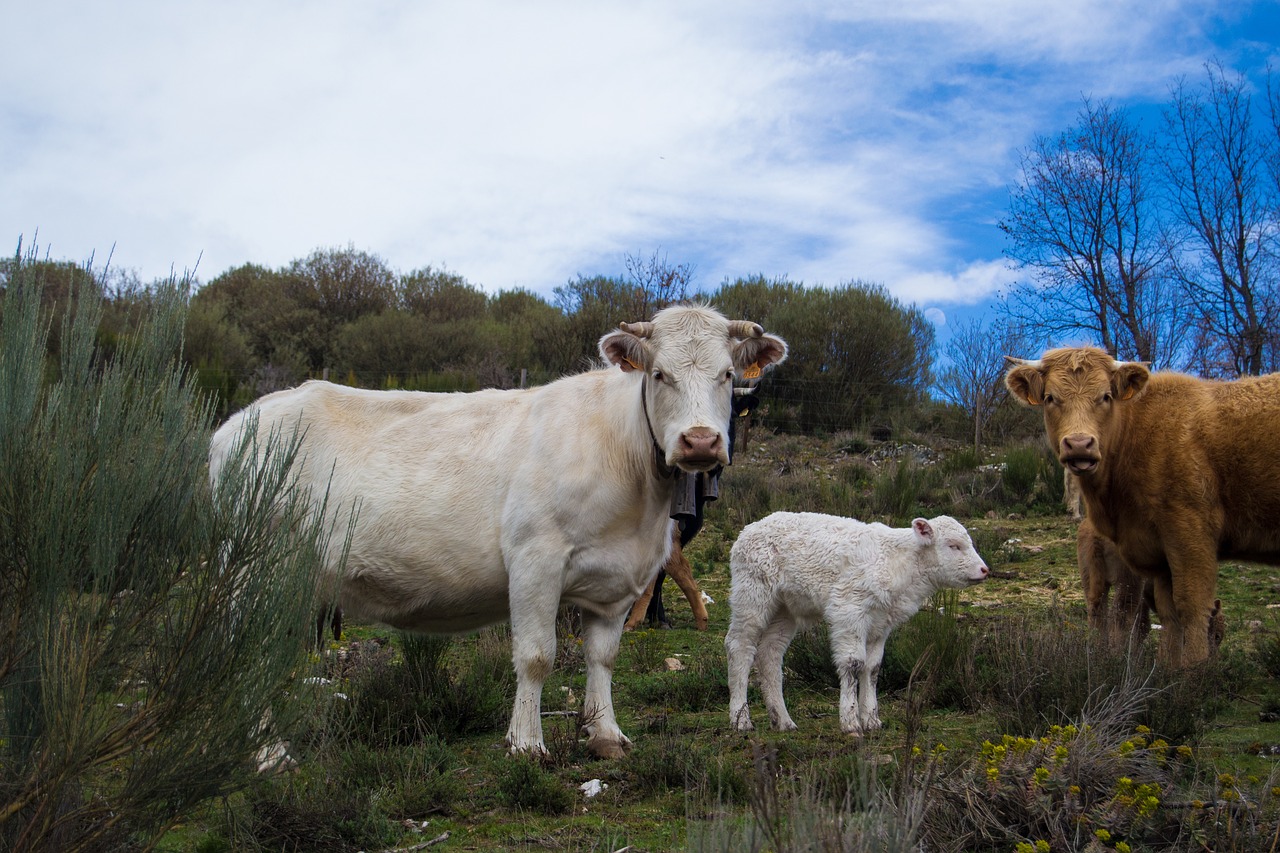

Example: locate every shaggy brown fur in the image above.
[1078,518,1226,655]
[1007,347,1279,666]
[625,528,710,631]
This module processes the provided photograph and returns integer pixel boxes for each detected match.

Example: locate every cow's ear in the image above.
[912,518,934,544]
[1112,362,1150,401]
[1004,360,1045,406]
[599,330,648,372]
[734,334,789,376]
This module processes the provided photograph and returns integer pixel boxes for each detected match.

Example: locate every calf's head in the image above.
[1004,347,1149,477]
[600,304,787,472]
[915,516,989,587]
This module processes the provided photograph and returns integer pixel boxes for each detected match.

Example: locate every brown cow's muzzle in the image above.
[1060,433,1099,474]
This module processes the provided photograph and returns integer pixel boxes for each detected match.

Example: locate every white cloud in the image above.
[1,0,1266,307]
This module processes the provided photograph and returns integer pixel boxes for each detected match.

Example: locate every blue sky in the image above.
[3,1,1278,336]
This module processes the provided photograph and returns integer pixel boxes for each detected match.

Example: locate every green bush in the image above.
[0,253,330,852]
[496,755,574,814]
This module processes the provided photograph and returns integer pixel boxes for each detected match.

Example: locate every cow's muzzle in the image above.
[674,427,726,471]
[1060,433,1099,474]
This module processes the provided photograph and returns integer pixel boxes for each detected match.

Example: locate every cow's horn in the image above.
[1003,355,1036,367]
[728,320,764,338]
[620,321,654,337]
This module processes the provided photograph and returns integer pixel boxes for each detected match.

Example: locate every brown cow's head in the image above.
[1004,347,1150,477]
[599,304,787,472]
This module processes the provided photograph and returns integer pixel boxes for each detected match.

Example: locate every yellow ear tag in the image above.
[742,363,762,379]
[623,357,643,371]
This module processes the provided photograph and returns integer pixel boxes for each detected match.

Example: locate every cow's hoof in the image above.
[587,736,631,759]
[255,741,298,774]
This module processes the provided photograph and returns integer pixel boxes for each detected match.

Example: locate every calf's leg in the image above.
[858,634,887,732]
[829,624,869,735]
[725,607,769,731]
[754,615,799,731]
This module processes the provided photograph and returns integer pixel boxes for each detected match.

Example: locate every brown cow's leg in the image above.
[1077,522,1111,638]
[664,540,709,631]
[1166,542,1218,667]
[625,578,657,631]
[1149,576,1179,666]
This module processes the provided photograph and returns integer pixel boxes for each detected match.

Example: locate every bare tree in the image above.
[1001,99,1183,364]
[624,249,695,315]
[936,316,1036,453]
[1163,61,1279,376]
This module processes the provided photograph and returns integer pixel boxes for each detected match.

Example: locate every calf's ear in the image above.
[911,518,934,544]
[1004,358,1045,406]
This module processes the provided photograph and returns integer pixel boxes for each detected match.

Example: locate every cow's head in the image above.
[599,304,788,473]
[1004,347,1150,477]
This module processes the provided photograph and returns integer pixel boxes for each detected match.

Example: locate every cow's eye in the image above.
[652,370,665,384]
[1043,393,1055,405]
[1102,392,1112,404]
[723,369,735,382]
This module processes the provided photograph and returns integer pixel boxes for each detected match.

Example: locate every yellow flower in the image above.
[1115,843,1132,853]
[1069,785,1081,796]
[1033,767,1050,786]
[1218,773,1236,787]
[1015,844,1035,853]
[1094,828,1111,842]
[1270,786,1280,799]
[1034,841,1050,853]
[1135,724,1151,734]
[1177,745,1193,759]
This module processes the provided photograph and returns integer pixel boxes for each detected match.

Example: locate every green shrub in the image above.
[496,756,574,815]
[336,627,514,746]
[0,253,330,852]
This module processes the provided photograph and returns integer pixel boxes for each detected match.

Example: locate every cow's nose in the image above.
[680,427,722,461]
[1061,433,1096,456]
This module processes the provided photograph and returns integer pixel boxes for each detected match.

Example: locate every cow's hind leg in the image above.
[624,576,658,631]
[665,544,709,631]
[580,609,631,758]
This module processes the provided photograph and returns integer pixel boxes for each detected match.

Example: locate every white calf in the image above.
[726,512,989,735]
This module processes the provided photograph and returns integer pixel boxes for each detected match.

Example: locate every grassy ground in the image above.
[162,433,1280,851]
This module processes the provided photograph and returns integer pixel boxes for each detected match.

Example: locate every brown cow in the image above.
[1006,346,1278,666]
[625,529,710,631]
[1078,517,1227,655]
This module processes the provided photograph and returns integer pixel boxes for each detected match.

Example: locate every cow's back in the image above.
[1105,371,1280,565]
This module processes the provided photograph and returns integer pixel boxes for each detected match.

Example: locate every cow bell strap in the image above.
[640,375,676,479]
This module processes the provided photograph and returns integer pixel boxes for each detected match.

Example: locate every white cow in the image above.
[726,512,988,735]
[210,304,787,758]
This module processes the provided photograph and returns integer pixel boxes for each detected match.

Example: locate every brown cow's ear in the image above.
[1112,362,1151,401]
[1004,363,1045,406]
[599,330,648,371]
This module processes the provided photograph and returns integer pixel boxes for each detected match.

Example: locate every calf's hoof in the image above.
[730,708,754,732]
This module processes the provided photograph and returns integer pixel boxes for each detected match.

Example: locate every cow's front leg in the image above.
[505,589,560,755]
[1166,541,1218,667]
[580,609,630,758]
